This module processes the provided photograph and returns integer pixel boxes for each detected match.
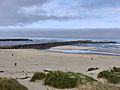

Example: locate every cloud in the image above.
[80,0,120,9]
[18,0,80,22]
[0,0,120,27]
[16,0,120,23]
[0,0,49,26]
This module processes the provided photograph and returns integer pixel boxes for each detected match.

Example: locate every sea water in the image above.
[0,28,120,55]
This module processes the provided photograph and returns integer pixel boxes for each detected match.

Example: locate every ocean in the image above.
[0,28,120,55]
[0,37,120,55]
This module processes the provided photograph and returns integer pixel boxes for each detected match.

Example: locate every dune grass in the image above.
[30,72,45,82]
[31,71,97,89]
[78,82,120,90]
[97,67,120,84]
[44,71,79,88]
[0,77,28,90]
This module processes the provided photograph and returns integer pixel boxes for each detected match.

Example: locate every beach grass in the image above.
[31,71,97,89]
[30,72,45,82]
[44,71,79,88]
[0,77,28,90]
[97,67,120,84]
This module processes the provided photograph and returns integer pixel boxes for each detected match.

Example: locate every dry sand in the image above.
[0,46,120,90]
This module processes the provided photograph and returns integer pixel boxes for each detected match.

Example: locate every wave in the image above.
[48,48,120,56]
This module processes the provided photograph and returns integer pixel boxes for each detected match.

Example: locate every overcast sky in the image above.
[1,0,120,28]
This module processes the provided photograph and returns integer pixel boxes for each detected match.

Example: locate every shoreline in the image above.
[49,46,120,56]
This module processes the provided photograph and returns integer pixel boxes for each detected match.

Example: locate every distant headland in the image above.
[0,38,33,41]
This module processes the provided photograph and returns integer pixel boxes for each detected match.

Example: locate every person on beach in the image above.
[91,57,93,60]
[14,63,17,67]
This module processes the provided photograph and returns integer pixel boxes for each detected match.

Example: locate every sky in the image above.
[1,0,120,28]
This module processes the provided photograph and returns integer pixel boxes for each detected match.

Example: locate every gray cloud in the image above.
[24,15,79,21]
[0,0,50,26]
[18,5,80,21]
[0,0,120,26]
[80,0,120,9]
[0,0,81,26]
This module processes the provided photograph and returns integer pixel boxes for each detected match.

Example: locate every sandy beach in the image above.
[0,46,120,90]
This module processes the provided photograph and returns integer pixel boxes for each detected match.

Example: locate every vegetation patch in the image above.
[0,77,28,90]
[31,71,97,89]
[97,67,120,84]
[78,82,120,90]
[30,72,45,82]
[44,71,79,88]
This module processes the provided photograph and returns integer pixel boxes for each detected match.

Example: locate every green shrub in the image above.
[109,75,120,84]
[30,72,45,82]
[97,70,111,79]
[0,78,28,90]
[44,71,79,89]
[84,75,97,83]
[31,71,97,89]
[113,67,120,72]
[97,67,120,84]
